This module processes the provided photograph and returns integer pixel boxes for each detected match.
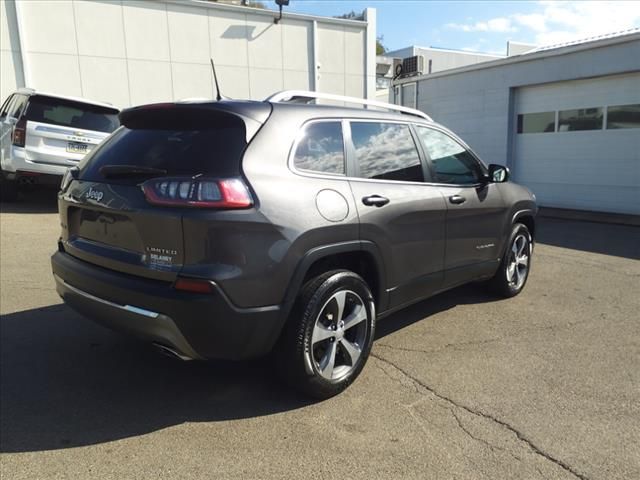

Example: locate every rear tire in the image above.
[0,172,18,202]
[487,223,532,298]
[275,270,376,399]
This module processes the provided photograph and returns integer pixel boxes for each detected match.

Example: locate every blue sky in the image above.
[272,1,640,55]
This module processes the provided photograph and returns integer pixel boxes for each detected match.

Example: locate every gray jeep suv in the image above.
[51,91,537,398]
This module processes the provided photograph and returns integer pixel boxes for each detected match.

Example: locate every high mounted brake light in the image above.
[141,177,252,209]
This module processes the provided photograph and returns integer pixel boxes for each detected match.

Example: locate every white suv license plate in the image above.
[67,142,89,154]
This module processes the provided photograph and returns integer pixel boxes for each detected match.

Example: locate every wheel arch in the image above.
[512,209,536,240]
[281,241,388,321]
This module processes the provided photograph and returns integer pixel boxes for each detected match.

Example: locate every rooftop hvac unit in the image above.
[402,55,425,76]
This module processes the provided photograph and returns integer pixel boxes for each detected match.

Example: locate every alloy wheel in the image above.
[310,290,369,381]
[506,233,530,290]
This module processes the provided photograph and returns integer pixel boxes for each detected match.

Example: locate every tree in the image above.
[335,10,364,20]
[376,35,387,55]
[336,11,387,55]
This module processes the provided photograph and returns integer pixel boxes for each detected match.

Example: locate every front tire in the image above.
[275,270,376,399]
[488,223,532,297]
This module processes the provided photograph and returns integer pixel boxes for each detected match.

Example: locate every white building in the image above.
[376,43,519,104]
[394,30,640,215]
[386,45,504,75]
[0,0,376,108]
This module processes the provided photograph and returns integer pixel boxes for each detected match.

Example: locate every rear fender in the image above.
[281,240,388,321]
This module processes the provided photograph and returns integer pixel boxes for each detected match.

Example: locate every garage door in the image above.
[513,73,640,215]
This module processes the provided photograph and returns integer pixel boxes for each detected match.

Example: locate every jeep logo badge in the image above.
[86,187,104,202]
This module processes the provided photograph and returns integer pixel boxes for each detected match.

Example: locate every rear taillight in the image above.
[12,117,26,147]
[141,177,252,209]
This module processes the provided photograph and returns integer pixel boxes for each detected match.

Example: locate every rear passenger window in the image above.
[416,127,483,185]
[9,95,28,118]
[351,122,424,182]
[293,122,345,175]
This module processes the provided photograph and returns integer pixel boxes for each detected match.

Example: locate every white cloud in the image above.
[446,17,516,33]
[446,1,640,47]
[512,13,546,33]
[517,1,640,46]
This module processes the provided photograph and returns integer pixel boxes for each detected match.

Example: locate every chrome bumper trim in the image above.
[54,274,159,319]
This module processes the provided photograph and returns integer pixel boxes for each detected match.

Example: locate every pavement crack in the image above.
[376,319,592,357]
[450,409,506,455]
[376,337,502,355]
[372,352,590,480]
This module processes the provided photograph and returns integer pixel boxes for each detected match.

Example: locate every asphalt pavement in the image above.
[1,191,639,480]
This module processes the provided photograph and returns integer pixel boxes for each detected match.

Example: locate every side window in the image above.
[293,122,345,175]
[350,122,424,182]
[8,94,27,119]
[416,127,483,185]
[0,94,15,118]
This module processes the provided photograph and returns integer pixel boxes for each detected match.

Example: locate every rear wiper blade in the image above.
[99,165,167,178]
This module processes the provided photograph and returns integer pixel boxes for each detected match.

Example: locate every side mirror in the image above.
[488,164,510,183]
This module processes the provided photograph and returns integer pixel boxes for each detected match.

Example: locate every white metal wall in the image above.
[400,33,640,214]
[514,73,640,214]
[0,0,375,108]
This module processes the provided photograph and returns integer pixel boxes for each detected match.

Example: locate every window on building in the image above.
[293,122,345,175]
[351,122,424,182]
[558,107,603,131]
[416,126,483,185]
[376,77,391,90]
[517,111,556,134]
[606,104,640,129]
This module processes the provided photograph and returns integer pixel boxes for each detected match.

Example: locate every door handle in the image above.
[449,195,466,205]
[362,195,390,207]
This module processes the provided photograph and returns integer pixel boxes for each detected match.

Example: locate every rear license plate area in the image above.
[67,142,89,154]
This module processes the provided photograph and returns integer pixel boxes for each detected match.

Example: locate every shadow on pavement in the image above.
[1,283,497,453]
[0,188,59,214]
[0,304,314,453]
[375,283,496,339]
[536,217,640,260]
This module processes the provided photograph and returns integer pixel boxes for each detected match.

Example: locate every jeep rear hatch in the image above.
[59,101,271,282]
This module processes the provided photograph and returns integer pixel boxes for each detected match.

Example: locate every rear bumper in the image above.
[51,251,285,360]
[3,146,74,177]
[2,170,62,187]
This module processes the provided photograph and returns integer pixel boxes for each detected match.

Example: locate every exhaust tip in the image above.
[152,343,195,361]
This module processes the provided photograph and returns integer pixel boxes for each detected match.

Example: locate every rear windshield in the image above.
[25,96,119,133]
[79,126,246,183]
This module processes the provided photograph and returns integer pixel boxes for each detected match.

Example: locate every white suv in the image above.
[0,88,119,201]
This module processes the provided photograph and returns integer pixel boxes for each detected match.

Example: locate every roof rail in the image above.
[265,90,432,121]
